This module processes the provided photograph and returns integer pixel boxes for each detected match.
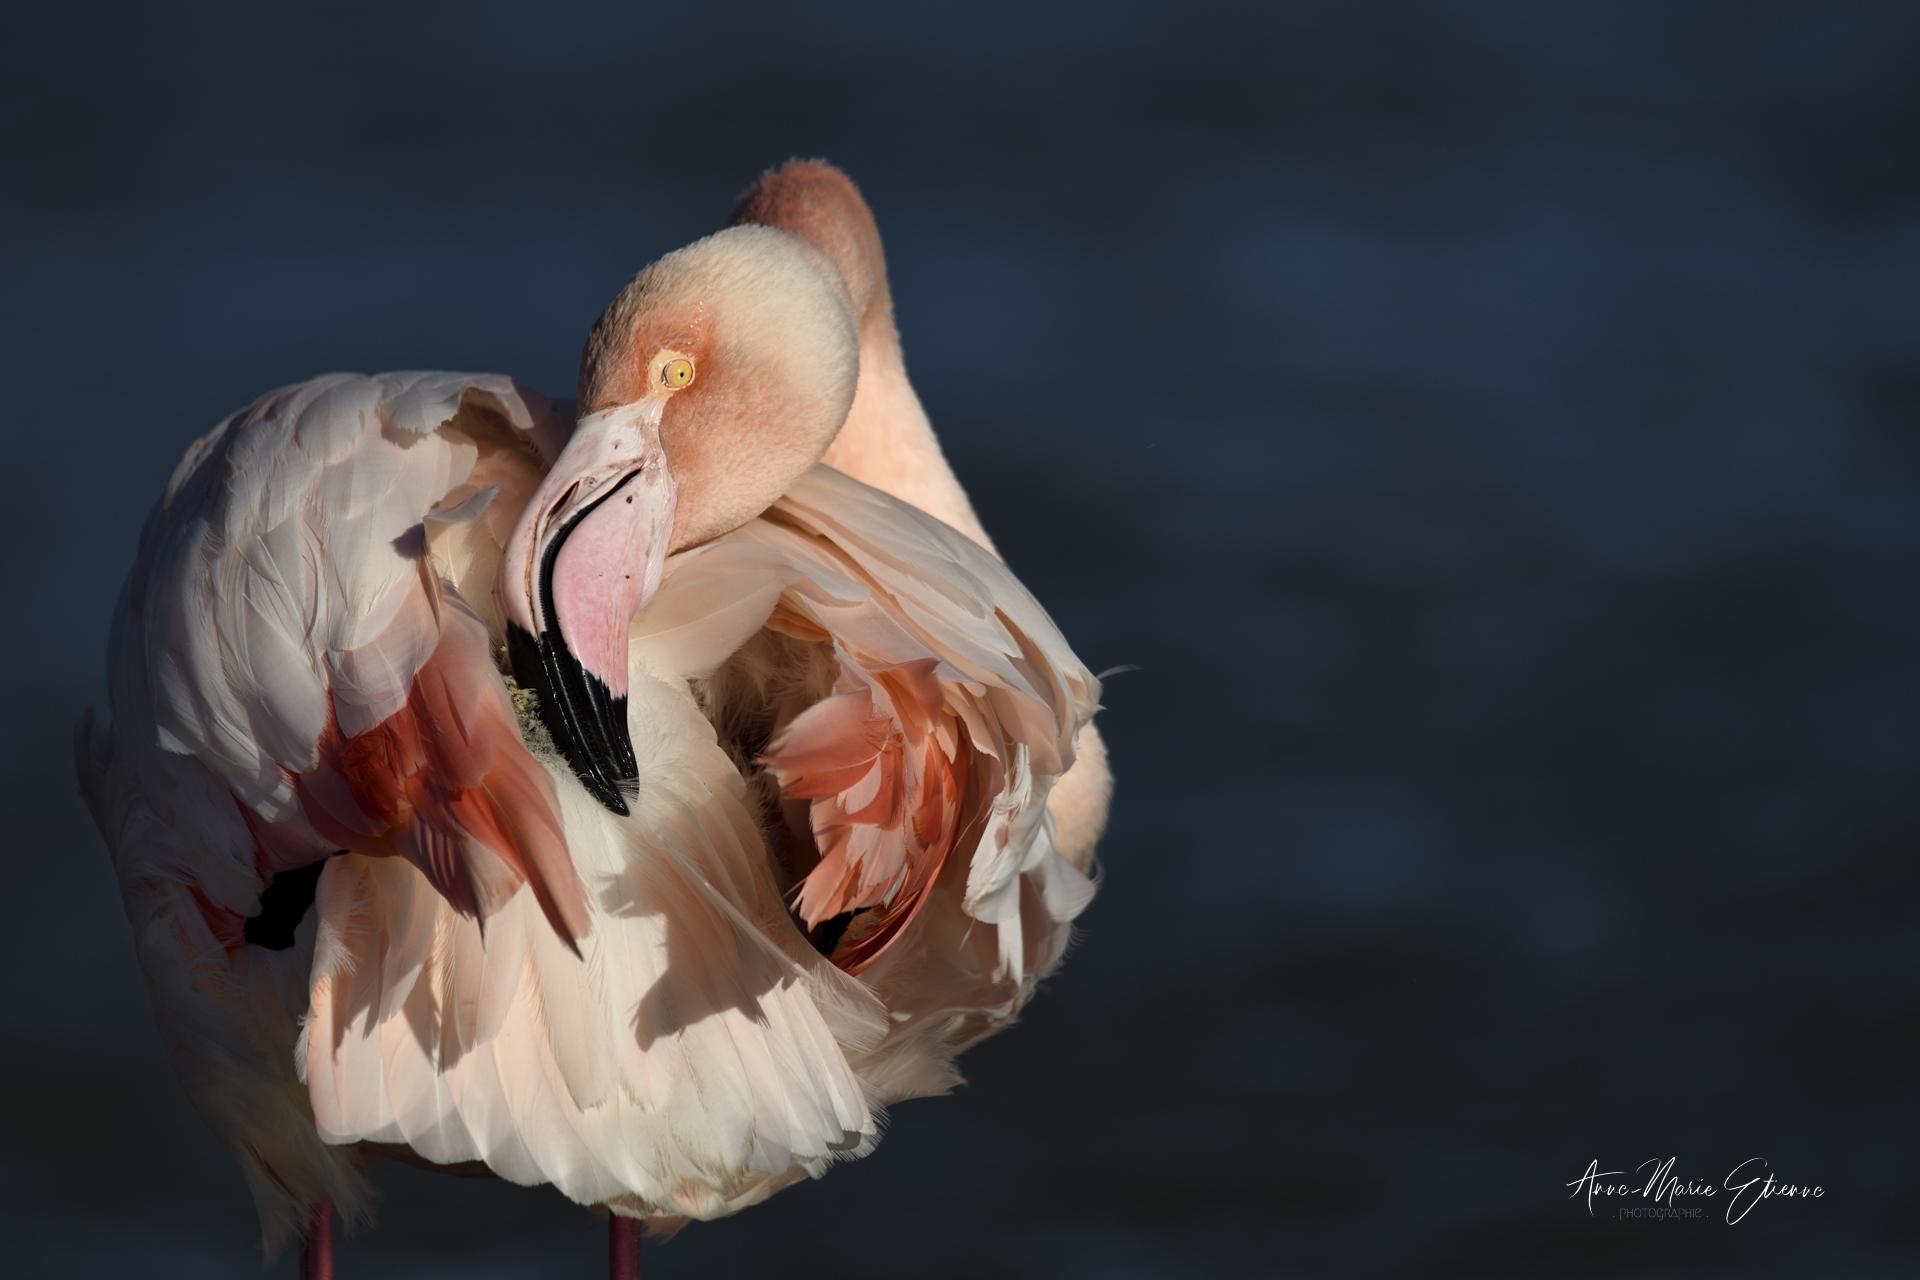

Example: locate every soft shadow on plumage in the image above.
[76,161,1112,1269]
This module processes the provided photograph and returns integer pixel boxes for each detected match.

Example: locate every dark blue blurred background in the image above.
[4,2,1916,1275]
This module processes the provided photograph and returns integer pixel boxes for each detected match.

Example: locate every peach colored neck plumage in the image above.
[732,162,997,555]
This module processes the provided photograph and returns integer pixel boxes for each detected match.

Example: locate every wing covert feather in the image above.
[129,372,585,940]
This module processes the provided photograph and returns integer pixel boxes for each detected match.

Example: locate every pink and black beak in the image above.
[501,398,677,814]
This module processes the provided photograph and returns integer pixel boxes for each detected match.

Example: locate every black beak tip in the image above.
[508,623,637,816]
[585,775,632,816]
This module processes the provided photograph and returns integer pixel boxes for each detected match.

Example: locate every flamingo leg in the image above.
[299,1200,333,1280]
[609,1215,641,1280]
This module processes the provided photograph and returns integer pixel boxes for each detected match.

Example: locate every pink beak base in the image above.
[502,401,677,814]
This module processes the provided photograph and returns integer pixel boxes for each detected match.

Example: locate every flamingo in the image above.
[76,161,1111,1276]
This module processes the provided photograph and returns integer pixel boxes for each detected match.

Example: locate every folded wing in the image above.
[641,464,1102,1098]
[129,371,587,941]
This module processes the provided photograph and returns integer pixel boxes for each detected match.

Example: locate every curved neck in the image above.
[728,164,995,555]
[825,305,997,556]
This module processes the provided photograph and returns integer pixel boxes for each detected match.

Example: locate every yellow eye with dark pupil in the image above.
[661,357,695,389]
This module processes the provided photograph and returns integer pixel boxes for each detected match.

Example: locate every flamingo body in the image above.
[77,162,1110,1259]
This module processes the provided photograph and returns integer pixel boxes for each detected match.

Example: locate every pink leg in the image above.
[609,1215,641,1280]
[300,1200,333,1280]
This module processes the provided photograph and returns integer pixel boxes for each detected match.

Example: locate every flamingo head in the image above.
[501,224,860,812]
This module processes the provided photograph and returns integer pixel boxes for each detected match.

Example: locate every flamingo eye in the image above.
[660,356,695,390]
